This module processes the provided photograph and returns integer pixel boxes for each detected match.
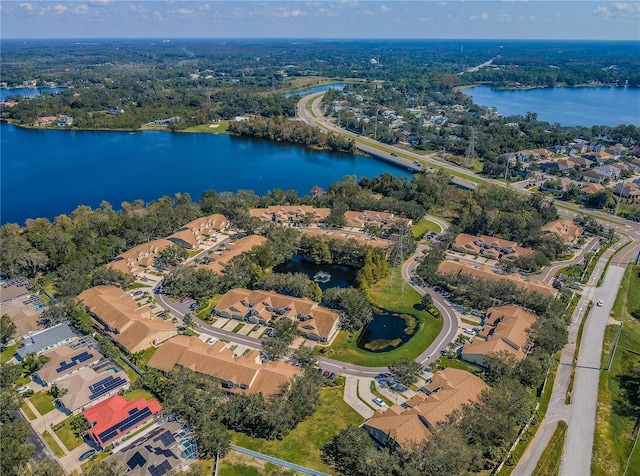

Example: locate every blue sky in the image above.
[2,1,639,40]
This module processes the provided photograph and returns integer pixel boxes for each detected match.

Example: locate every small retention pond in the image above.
[274,255,419,353]
[273,255,357,292]
[357,308,419,353]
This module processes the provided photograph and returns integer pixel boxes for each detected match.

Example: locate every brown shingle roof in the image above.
[200,235,267,274]
[147,336,299,397]
[437,261,555,297]
[541,219,583,242]
[78,286,177,353]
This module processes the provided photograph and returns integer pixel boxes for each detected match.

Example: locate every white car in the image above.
[372,397,386,407]
[596,300,604,307]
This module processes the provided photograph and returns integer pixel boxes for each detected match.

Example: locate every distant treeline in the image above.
[228,117,357,154]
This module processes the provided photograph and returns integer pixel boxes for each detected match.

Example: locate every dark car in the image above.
[328,372,335,379]
[323,371,331,378]
[79,449,97,461]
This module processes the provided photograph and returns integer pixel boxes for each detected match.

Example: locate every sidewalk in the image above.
[343,377,374,419]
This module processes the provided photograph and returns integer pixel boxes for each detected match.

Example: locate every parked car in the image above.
[372,397,386,407]
[18,386,30,394]
[328,372,335,380]
[597,300,604,307]
[79,449,96,461]
[252,325,260,332]
[323,371,331,378]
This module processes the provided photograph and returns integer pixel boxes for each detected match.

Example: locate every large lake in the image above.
[464,85,640,128]
[0,123,410,225]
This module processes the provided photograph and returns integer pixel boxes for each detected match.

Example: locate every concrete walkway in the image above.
[343,376,374,419]
[230,445,329,475]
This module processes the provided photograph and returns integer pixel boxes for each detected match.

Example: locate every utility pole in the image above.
[614,179,625,216]
[387,223,408,295]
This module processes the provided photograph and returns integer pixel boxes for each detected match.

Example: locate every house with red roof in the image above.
[83,395,162,448]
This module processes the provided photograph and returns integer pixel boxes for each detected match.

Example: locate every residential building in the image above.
[301,229,390,250]
[0,277,30,303]
[1,277,46,339]
[199,235,267,274]
[451,234,534,261]
[83,395,162,448]
[580,183,605,195]
[614,182,640,199]
[437,260,556,297]
[461,305,537,366]
[167,214,228,249]
[585,151,614,164]
[33,344,103,386]
[108,239,174,276]
[15,323,77,361]
[363,369,488,449]
[106,421,194,476]
[249,206,330,225]
[78,286,177,353]
[215,289,341,342]
[593,165,621,179]
[580,170,608,184]
[57,365,130,414]
[343,210,412,229]
[541,219,584,243]
[147,335,299,397]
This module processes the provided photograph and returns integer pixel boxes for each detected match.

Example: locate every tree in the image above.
[16,458,64,476]
[261,319,300,361]
[417,293,433,311]
[89,265,134,289]
[83,461,125,476]
[69,414,91,437]
[321,426,385,476]
[389,358,423,386]
[322,287,372,332]
[0,420,35,476]
[22,353,49,375]
[0,314,17,346]
[291,344,319,368]
[156,244,189,269]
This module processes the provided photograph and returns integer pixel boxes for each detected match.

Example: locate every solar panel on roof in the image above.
[155,430,175,447]
[149,460,172,476]
[96,406,153,443]
[126,451,147,470]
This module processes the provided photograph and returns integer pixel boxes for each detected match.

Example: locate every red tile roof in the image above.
[83,395,162,447]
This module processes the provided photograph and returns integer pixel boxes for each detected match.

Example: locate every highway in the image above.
[296,91,640,474]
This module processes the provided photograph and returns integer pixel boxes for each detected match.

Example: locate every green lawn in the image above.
[30,390,55,415]
[42,431,65,457]
[123,388,155,402]
[532,421,567,476]
[21,402,37,420]
[184,120,230,134]
[231,386,363,474]
[220,461,298,476]
[116,357,140,384]
[411,218,442,239]
[53,416,85,451]
[135,347,158,366]
[592,264,640,476]
[326,270,443,367]
[0,341,21,363]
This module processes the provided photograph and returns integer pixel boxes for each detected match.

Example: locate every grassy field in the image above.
[54,416,85,451]
[325,270,443,366]
[592,264,640,476]
[30,391,55,415]
[116,357,140,384]
[42,431,65,457]
[0,341,21,363]
[21,402,37,420]
[123,388,155,402]
[185,121,230,134]
[411,218,442,239]
[231,386,363,474]
[220,450,301,476]
[533,421,568,476]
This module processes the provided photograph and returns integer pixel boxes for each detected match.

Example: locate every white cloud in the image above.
[175,8,194,16]
[380,5,392,13]
[20,2,34,12]
[470,12,489,21]
[39,4,67,15]
[615,2,640,15]
[71,4,89,14]
[198,4,210,11]
[593,6,611,16]
[89,0,111,5]
[498,14,512,23]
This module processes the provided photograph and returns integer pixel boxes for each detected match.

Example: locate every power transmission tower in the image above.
[464,127,477,167]
[387,223,408,295]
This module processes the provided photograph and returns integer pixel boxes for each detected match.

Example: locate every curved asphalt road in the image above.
[155,215,460,377]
